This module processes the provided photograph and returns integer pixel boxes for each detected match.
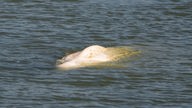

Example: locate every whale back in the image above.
[56,45,141,70]
[78,45,109,61]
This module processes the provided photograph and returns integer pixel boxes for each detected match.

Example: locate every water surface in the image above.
[0,0,192,107]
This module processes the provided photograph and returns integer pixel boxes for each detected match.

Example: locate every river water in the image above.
[0,0,192,107]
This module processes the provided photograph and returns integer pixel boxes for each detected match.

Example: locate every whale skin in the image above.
[56,45,140,70]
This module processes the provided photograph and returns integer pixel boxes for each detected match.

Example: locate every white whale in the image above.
[56,45,140,70]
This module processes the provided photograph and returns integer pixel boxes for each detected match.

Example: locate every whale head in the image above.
[56,45,110,69]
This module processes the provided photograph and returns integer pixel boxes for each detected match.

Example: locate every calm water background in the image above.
[0,0,192,107]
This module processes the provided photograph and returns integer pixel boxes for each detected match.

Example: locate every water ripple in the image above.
[0,0,192,107]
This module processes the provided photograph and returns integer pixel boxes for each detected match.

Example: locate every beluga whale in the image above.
[56,45,140,70]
